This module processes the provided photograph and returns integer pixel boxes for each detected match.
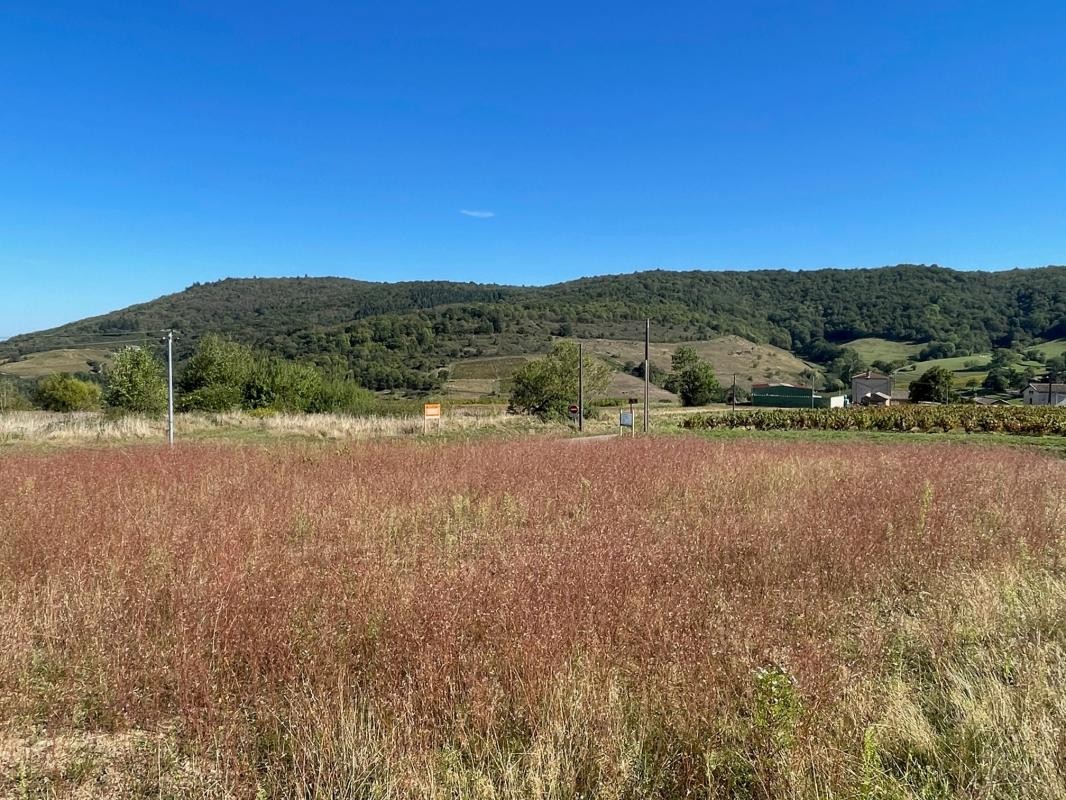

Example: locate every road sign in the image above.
[568,404,579,414]
[423,402,442,434]
[619,411,634,427]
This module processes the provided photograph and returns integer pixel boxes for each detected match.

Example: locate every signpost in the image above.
[619,397,638,436]
[423,402,442,434]
[568,403,580,426]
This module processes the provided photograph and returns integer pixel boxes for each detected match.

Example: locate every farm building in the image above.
[851,370,894,405]
[862,391,892,406]
[751,383,845,409]
[1022,382,1066,406]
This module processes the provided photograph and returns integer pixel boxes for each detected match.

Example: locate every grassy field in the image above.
[1,434,1065,798]
[1034,337,1066,360]
[892,353,993,387]
[0,347,113,378]
[842,337,923,363]
[582,334,817,388]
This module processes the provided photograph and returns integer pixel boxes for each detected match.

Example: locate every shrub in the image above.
[34,374,102,411]
[508,342,609,419]
[105,347,167,414]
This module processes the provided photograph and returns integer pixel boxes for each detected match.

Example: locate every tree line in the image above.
[3,265,1064,392]
[1,335,380,415]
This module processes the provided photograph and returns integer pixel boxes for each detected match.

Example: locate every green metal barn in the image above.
[751,383,845,409]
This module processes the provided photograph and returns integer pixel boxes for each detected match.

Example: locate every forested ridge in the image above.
[4,265,1064,390]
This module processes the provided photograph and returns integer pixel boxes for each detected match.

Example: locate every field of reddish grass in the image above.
[1,436,1064,797]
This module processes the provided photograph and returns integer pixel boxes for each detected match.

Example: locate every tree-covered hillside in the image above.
[3,265,1064,391]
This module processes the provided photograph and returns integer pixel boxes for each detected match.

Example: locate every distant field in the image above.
[0,347,112,378]
[448,355,532,380]
[842,337,923,363]
[582,334,817,388]
[605,370,678,402]
[892,353,992,387]
[1034,337,1066,360]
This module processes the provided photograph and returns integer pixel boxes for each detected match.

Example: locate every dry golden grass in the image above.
[0,408,527,446]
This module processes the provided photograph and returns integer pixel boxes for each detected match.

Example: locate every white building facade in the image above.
[1023,383,1066,406]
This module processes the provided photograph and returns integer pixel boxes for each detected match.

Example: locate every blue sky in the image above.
[2,1,1065,337]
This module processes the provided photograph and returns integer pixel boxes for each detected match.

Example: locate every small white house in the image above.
[1022,383,1066,406]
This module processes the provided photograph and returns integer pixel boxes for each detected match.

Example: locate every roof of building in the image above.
[751,382,804,390]
[852,370,891,380]
[1025,383,1066,392]
[973,396,1011,406]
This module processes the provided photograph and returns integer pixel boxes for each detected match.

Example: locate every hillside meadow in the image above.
[1,434,1065,798]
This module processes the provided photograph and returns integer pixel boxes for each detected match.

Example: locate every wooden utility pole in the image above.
[732,373,737,411]
[578,341,584,433]
[643,319,650,433]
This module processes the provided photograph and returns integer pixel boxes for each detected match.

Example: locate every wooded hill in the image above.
[3,265,1064,391]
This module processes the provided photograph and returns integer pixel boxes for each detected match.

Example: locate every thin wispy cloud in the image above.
[460,209,495,219]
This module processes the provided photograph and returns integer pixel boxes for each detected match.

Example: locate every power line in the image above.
[4,338,159,350]
[3,329,175,341]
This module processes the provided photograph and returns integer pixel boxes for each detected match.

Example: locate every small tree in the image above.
[664,346,723,406]
[35,374,103,411]
[105,347,167,413]
[909,366,956,403]
[508,342,609,420]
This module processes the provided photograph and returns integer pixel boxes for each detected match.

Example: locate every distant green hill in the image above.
[2,265,1064,391]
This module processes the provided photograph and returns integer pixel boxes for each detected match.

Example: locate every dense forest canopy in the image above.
[3,265,1064,391]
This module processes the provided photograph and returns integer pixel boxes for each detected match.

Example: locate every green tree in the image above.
[35,374,103,411]
[105,347,167,413]
[670,345,700,373]
[909,366,957,403]
[178,334,255,411]
[828,348,866,384]
[664,346,723,406]
[676,361,723,406]
[508,342,610,419]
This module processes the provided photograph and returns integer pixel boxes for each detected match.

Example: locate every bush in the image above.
[308,379,380,414]
[508,342,610,420]
[178,334,255,411]
[34,374,103,412]
[105,347,167,414]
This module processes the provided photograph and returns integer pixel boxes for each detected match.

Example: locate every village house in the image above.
[851,370,894,405]
[1022,382,1066,406]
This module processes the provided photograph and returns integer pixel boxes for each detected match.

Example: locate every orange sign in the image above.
[423,403,442,418]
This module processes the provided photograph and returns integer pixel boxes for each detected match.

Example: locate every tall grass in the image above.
[0,438,1064,797]
[0,407,519,445]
